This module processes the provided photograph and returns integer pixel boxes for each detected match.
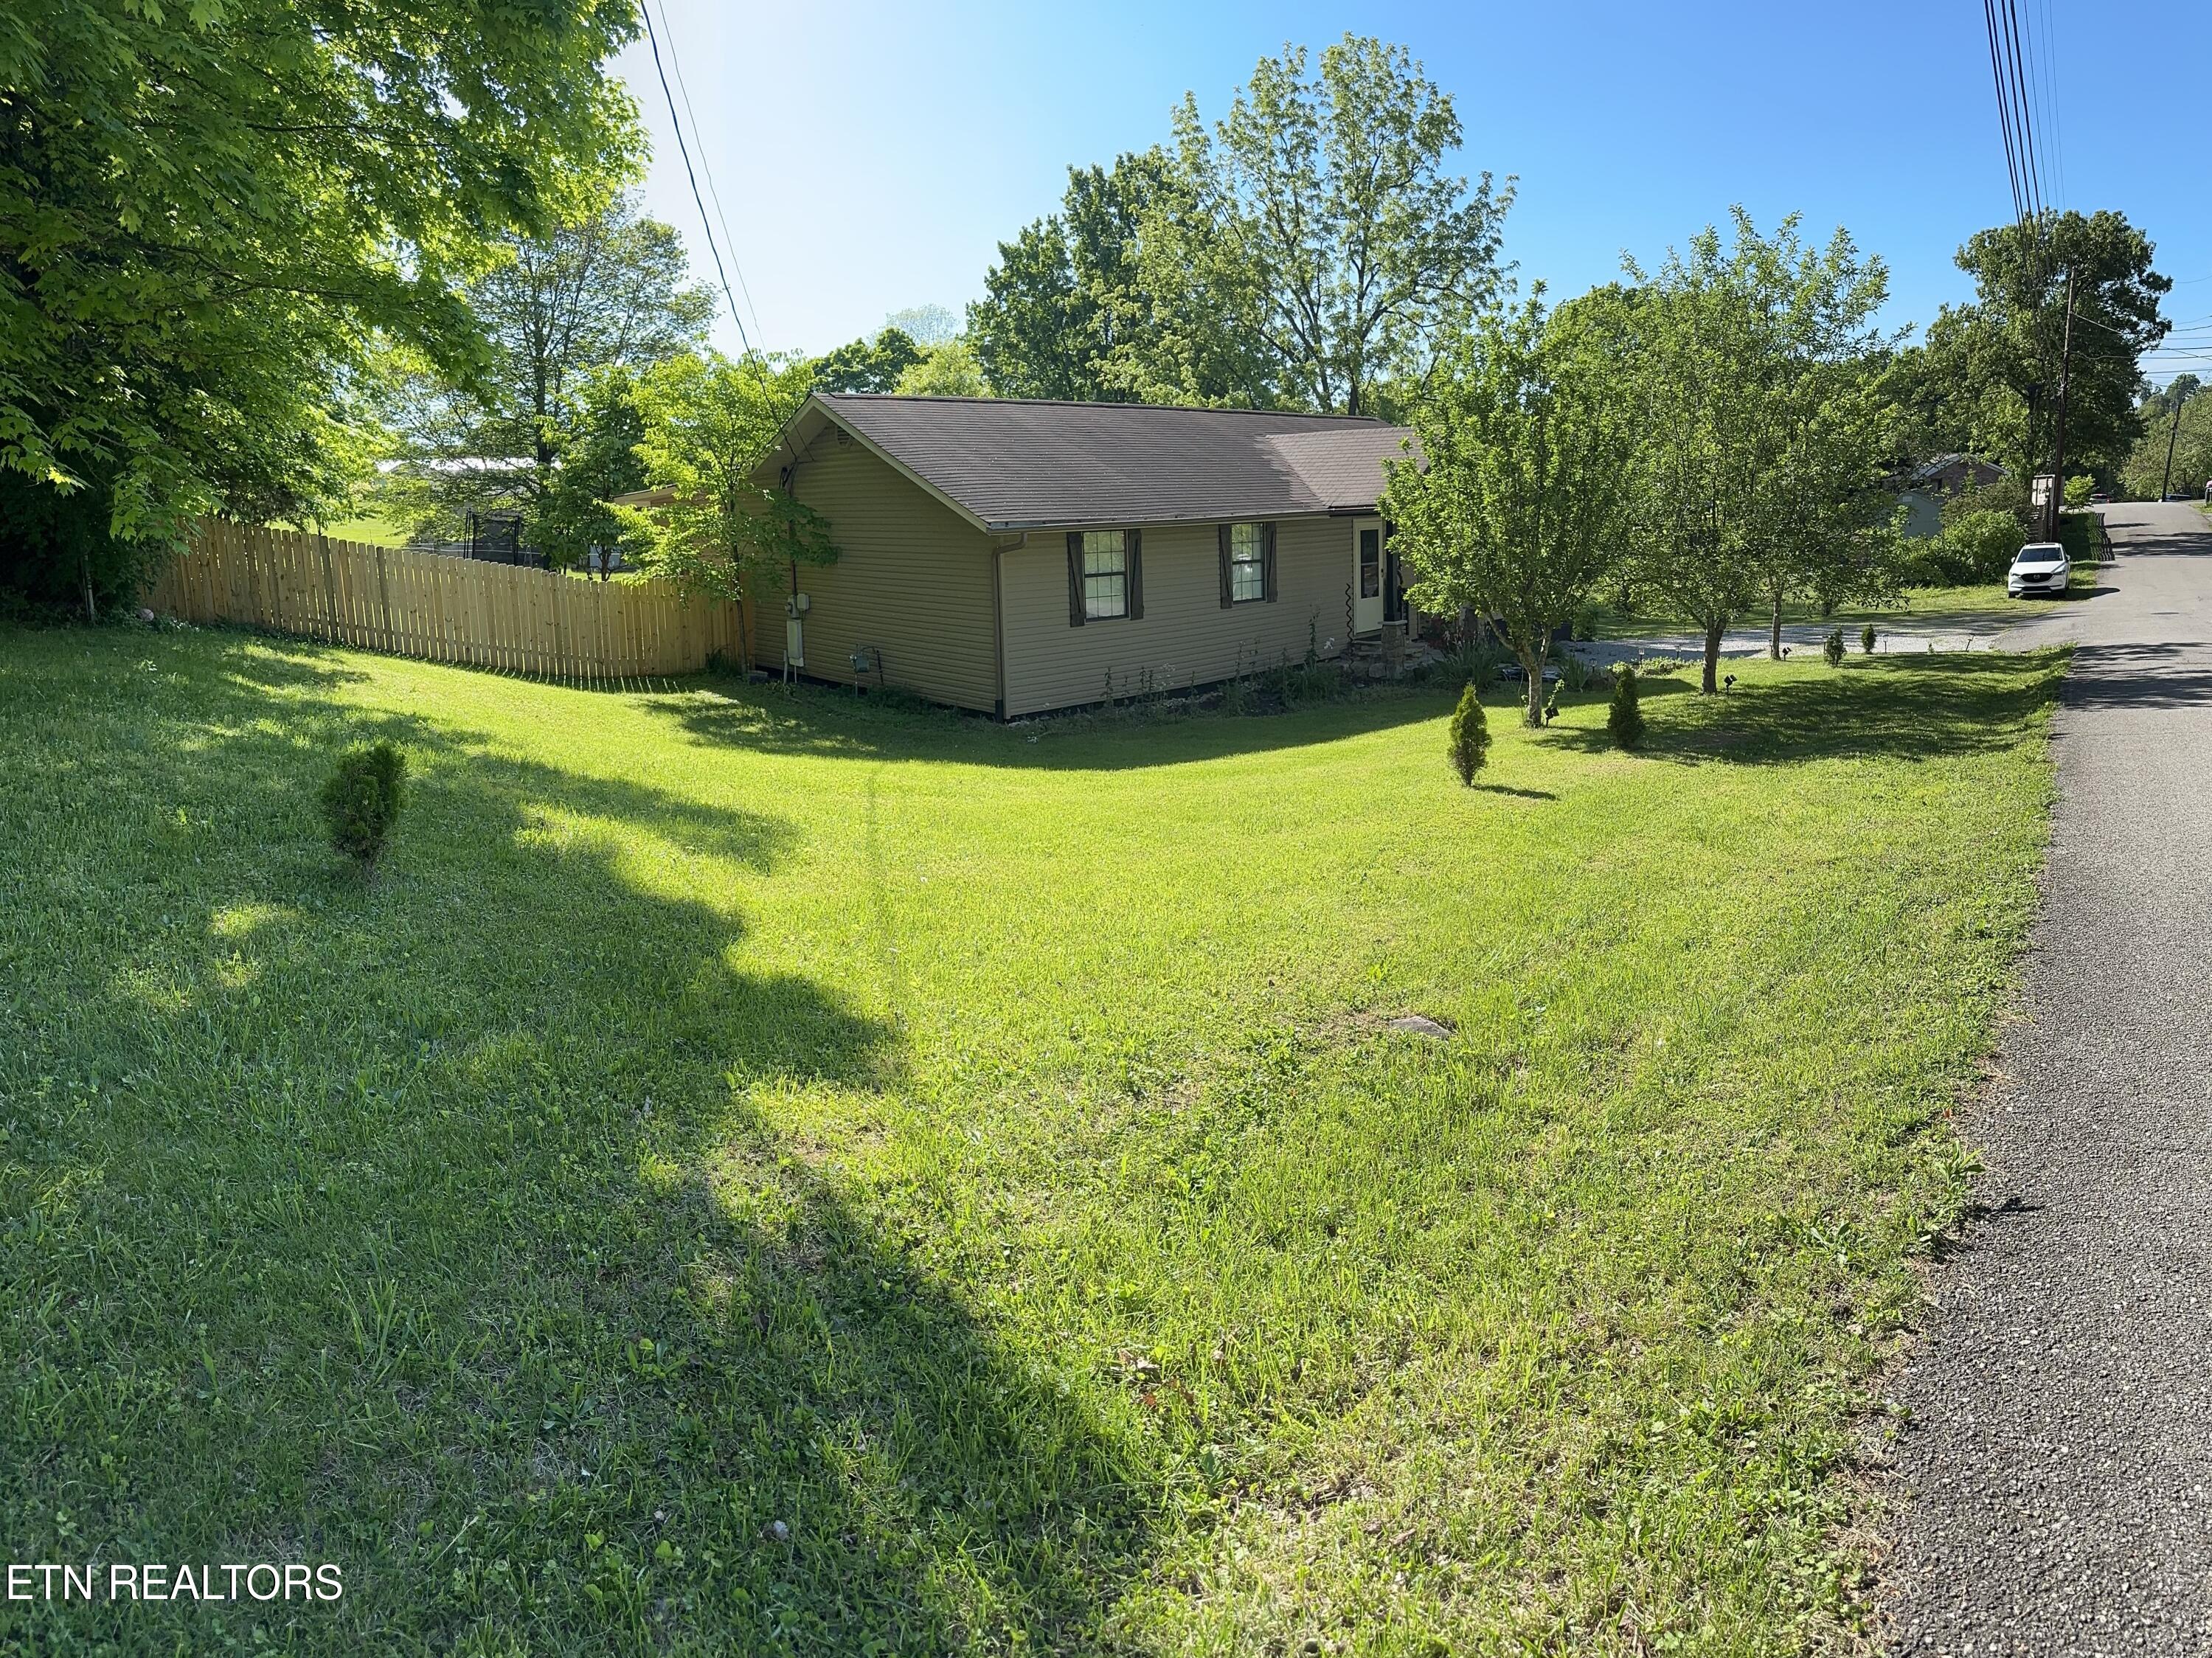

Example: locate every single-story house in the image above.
[743,394,1423,718]
[1897,453,2008,538]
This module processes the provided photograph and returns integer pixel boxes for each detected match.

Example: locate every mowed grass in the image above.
[281,511,415,549]
[1587,568,2104,641]
[1584,585,2019,640]
[0,625,2062,1655]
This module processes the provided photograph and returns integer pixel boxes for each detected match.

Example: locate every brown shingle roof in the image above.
[793,394,1417,532]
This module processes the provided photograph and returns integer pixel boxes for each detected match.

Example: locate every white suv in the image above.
[2006,542,2070,598]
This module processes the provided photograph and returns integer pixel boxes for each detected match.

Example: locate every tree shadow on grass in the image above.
[158,618,1455,777]
[639,672,1456,773]
[1543,653,2068,766]
[1,626,1152,1654]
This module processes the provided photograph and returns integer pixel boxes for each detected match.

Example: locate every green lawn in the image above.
[0,624,2063,1654]
[1587,572,2098,641]
[284,510,416,549]
[1584,586,2007,640]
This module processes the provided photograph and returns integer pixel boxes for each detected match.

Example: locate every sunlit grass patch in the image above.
[0,624,2062,1654]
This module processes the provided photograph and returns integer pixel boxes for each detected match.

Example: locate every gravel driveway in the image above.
[1581,617,2020,665]
[1882,502,2212,1654]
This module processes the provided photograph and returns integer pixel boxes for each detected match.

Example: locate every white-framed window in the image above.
[1228,522,1266,603]
[1081,530,1128,620]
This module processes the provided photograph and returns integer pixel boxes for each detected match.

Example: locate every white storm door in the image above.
[1353,518,1384,633]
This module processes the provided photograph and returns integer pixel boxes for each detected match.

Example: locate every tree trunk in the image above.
[80,547,97,624]
[1768,589,1784,661]
[1522,653,1545,726]
[1702,620,1724,694]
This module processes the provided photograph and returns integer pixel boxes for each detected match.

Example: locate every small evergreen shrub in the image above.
[1607,664,1646,750]
[320,740,406,869]
[1447,682,1490,785]
[1860,622,1877,655]
[1823,626,1845,667]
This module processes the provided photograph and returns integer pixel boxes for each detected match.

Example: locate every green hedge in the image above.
[1903,507,2101,586]
[2055,510,2102,566]
[1904,507,2019,585]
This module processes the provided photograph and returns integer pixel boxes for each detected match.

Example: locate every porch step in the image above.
[1342,628,1444,679]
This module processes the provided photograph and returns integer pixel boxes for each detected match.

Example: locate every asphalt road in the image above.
[1883,502,2212,1654]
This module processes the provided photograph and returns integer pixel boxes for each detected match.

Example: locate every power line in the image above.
[2026,0,2062,209]
[2005,1,2044,221]
[1983,0,2028,226]
[639,2,755,358]
[2017,0,2059,213]
[651,0,767,355]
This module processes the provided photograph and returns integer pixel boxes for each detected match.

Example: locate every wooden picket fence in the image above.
[145,519,749,684]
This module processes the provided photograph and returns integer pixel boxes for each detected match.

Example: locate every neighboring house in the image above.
[745,394,1422,717]
[1897,453,2008,538]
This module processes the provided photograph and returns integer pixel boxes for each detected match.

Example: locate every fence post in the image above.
[375,547,393,651]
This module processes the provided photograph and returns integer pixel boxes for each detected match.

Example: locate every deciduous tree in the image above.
[2121,379,2212,500]
[969,151,1171,401]
[1384,292,1635,726]
[0,0,640,609]
[530,368,651,576]
[1131,36,1511,414]
[626,354,834,667]
[812,327,926,395]
[893,339,989,398]
[1617,212,1899,689]
[884,305,960,349]
[378,192,712,545]
[1918,209,2169,488]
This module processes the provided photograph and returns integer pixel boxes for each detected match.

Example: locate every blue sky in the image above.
[613,1,2212,385]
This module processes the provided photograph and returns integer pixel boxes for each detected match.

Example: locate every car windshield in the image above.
[2017,547,2064,564]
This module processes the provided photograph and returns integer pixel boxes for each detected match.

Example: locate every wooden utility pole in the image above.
[2160,384,2188,501]
[2046,265,2077,539]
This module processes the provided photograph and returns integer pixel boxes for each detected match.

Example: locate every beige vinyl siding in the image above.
[763,435,1000,712]
[999,516,1354,716]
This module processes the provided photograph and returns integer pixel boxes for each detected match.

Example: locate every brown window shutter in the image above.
[1262,522,1278,602]
[1066,532,1084,626]
[1127,529,1143,620]
[1217,524,1232,608]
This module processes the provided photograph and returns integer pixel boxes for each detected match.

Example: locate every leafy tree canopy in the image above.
[892,339,989,398]
[2122,380,2212,500]
[1384,289,1637,726]
[970,150,1171,402]
[375,192,712,544]
[971,37,1508,415]
[1917,209,2170,485]
[1129,36,1512,414]
[883,305,960,348]
[626,353,833,662]
[812,327,926,395]
[0,0,642,556]
[1613,210,1899,690]
[530,368,651,575]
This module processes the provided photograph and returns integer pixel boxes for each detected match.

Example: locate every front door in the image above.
[1353,518,1384,634]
